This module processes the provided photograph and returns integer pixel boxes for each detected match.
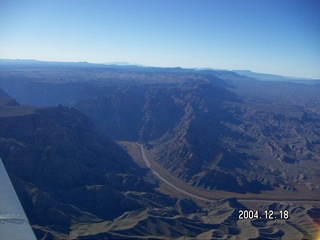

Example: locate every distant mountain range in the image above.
[233,70,320,83]
[1,59,319,82]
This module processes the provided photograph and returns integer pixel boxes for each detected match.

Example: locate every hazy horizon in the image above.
[2,57,320,80]
[1,0,319,79]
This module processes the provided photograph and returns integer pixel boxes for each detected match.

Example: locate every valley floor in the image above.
[115,141,320,239]
[118,141,320,207]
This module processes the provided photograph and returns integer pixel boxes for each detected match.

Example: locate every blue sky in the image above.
[0,0,319,78]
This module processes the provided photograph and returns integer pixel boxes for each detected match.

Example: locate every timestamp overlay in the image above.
[235,201,320,240]
[238,210,289,220]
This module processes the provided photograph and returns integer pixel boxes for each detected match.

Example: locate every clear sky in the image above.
[1,0,319,78]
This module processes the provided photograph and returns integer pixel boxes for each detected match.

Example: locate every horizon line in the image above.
[0,58,319,80]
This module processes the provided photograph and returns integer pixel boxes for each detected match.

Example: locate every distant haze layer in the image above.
[0,0,320,79]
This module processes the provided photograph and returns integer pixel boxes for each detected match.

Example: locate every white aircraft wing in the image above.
[0,157,36,240]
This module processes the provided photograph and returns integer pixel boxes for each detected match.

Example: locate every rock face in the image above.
[75,76,320,194]
[2,62,319,194]
[1,62,320,239]
[0,89,20,106]
[0,90,155,238]
[0,104,140,188]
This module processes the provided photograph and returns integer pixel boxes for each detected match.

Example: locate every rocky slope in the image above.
[74,77,320,194]
[1,62,320,194]
[3,89,289,239]
[1,61,320,238]
[0,90,156,238]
